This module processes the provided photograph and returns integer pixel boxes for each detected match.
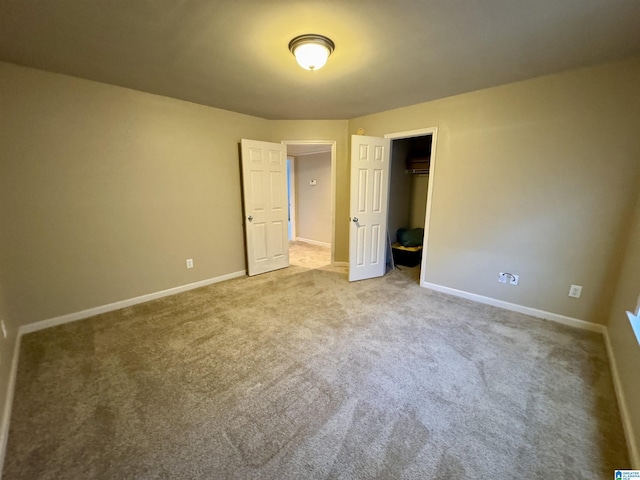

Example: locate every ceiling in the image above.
[286,143,332,156]
[1,0,639,120]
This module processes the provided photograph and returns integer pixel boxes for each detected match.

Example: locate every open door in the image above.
[349,135,391,281]
[240,139,289,276]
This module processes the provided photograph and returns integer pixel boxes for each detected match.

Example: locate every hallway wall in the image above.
[294,152,332,245]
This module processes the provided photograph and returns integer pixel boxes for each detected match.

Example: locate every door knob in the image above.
[352,217,358,223]
[248,215,253,222]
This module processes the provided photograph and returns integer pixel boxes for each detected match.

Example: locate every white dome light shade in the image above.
[288,34,335,71]
[293,43,330,70]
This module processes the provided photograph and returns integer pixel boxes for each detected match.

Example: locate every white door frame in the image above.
[384,127,438,287]
[282,140,337,265]
[286,156,296,240]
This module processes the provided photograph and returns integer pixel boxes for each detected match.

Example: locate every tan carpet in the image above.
[3,257,629,479]
[289,241,331,269]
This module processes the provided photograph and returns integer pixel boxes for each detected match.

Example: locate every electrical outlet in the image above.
[186,258,194,269]
[498,273,508,283]
[509,274,519,286]
[569,284,582,298]
[1,320,6,339]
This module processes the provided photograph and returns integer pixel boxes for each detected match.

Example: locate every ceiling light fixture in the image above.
[288,34,335,71]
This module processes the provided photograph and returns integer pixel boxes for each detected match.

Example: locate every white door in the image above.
[349,135,391,281]
[240,139,289,276]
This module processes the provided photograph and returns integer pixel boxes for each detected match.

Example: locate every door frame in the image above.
[384,127,438,287]
[282,140,337,265]
[286,155,296,240]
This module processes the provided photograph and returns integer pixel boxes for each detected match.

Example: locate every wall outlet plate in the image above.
[569,284,582,298]
[186,258,194,269]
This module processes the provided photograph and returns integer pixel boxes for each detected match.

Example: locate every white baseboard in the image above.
[421,281,605,333]
[604,329,640,468]
[0,333,21,480]
[20,270,246,335]
[294,237,331,248]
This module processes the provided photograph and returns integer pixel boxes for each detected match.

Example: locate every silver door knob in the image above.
[352,217,358,223]
[248,215,253,222]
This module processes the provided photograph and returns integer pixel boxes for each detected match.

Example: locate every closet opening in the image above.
[385,128,437,285]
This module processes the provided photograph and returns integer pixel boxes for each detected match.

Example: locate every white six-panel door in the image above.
[240,139,289,276]
[349,135,391,281]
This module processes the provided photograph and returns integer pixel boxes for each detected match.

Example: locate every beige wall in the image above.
[1,60,637,325]
[0,62,270,325]
[269,120,349,262]
[294,152,332,245]
[607,185,640,468]
[349,57,640,324]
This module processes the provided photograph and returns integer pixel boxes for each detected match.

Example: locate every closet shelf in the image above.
[406,155,430,174]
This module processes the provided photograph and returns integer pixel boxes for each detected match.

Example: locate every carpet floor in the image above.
[3,243,629,479]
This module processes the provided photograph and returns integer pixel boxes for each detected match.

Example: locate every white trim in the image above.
[420,129,437,287]
[287,156,297,240]
[288,149,332,157]
[384,127,438,141]
[295,237,331,248]
[0,332,20,479]
[384,127,438,287]
[422,281,605,333]
[19,271,246,335]
[282,141,337,267]
[604,328,640,468]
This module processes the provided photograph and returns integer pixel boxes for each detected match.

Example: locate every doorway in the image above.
[384,128,438,286]
[283,141,337,266]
